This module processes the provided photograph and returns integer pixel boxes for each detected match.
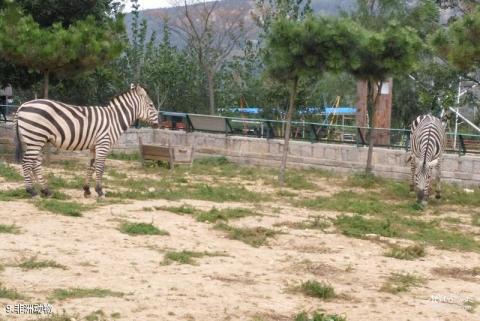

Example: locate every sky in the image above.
[123,0,174,12]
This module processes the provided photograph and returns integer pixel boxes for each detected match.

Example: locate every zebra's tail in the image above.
[14,114,23,163]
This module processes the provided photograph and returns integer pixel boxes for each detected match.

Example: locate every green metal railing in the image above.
[160,111,480,155]
[3,106,480,155]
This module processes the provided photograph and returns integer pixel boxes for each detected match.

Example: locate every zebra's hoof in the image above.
[26,188,38,198]
[83,186,91,198]
[40,188,52,198]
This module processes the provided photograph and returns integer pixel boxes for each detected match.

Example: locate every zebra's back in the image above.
[17,99,108,151]
[410,114,445,161]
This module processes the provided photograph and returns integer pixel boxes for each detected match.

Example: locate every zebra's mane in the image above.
[108,85,148,104]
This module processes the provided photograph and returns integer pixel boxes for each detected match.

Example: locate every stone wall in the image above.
[113,128,480,187]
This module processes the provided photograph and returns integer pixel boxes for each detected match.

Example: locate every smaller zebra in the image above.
[408,114,447,205]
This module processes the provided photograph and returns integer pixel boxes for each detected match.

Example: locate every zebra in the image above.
[14,84,159,198]
[408,114,447,205]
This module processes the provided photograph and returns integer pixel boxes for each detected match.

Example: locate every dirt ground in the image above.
[0,157,479,321]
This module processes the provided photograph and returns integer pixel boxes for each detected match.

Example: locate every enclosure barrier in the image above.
[2,105,479,155]
[159,111,480,156]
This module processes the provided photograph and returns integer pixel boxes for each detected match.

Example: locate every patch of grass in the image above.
[53,159,81,171]
[194,156,230,167]
[0,162,23,181]
[215,223,278,247]
[0,223,20,234]
[380,272,426,294]
[472,213,480,226]
[107,169,128,179]
[46,173,85,189]
[108,152,140,161]
[35,199,89,217]
[442,185,480,207]
[284,174,316,190]
[335,215,400,238]
[108,180,267,203]
[431,266,480,282]
[298,280,336,299]
[162,250,225,265]
[464,298,479,314]
[84,310,106,321]
[49,287,123,301]
[295,311,347,321]
[196,207,258,223]
[119,222,169,236]
[142,206,153,212]
[276,189,298,197]
[190,184,265,203]
[299,191,419,217]
[275,216,330,230]
[18,256,67,270]
[346,172,384,189]
[0,188,30,201]
[156,204,197,215]
[26,312,76,321]
[384,244,426,260]
[443,216,462,224]
[110,312,121,319]
[409,226,480,252]
[0,282,26,300]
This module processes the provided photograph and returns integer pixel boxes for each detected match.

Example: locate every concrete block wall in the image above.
[112,128,480,187]
[2,123,478,186]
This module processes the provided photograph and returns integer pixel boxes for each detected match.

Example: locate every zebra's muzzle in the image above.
[416,189,425,203]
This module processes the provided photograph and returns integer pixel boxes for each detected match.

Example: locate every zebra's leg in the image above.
[31,156,52,197]
[434,161,442,199]
[83,148,95,198]
[22,145,42,197]
[94,144,110,198]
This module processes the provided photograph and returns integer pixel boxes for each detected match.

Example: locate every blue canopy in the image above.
[223,107,263,114]
[322,107,357,115]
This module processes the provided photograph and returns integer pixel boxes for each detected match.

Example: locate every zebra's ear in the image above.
[130,83,136,90]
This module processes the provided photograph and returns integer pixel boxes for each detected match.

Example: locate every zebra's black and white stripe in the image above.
[409,114,446,205]
[15,85,159,197]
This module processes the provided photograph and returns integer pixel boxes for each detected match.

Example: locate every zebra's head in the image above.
[132,85,159,128]
[414,158,438,204]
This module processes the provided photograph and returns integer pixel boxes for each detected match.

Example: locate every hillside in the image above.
[125,0,356,47]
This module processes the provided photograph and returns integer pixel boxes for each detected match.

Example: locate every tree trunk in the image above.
[365,80,383,174]
[206,70,215,115]
[43,71,49,98]
[278,77,299,185]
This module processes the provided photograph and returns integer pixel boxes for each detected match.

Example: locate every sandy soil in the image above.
[0,161,479,321]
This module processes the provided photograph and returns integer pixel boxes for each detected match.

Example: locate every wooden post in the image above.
[356,79,368,139]
[356,78,393,146]
[374,78,393,145]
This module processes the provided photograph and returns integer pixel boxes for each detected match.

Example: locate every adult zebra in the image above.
[15,85,159,198]
[408,114,446,205]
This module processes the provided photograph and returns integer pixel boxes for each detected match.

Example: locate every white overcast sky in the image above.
[123,0,175,12]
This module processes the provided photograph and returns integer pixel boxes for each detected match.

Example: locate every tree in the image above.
[346,21,423,173]
[432,5,480,74]
[0,0,123,94]
[172,0,250,114]
[0,3,124,98]
[264,16,358,183]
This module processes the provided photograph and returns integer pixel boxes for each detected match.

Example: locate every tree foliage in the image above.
[432,5,480,72]
[0,2,124,97]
